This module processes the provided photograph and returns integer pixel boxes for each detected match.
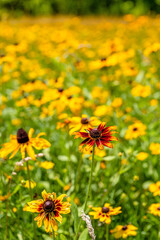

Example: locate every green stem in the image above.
[74,144,96,240]
[26,161,32,199]
[26,161,37,240]
[5,178,11,240]
[106,224,109,240]
[75,153,83,192]
[52,230,55,240]
[67,128,72,183]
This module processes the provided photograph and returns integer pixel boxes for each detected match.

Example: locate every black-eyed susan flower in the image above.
[125,122,146,140]
[74,122,118,151]
[149,182,160,196]
[148,203,160,217]
[68,114,101,135]
[0,128,51,160]
[89,203,121,224]
[110,224,138,239]
[23,190,71,233]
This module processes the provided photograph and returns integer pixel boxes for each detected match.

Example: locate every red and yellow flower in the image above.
[89,203,121,224]
[0,128,51,160]
[74,122,118,151]
[23,190,71,232]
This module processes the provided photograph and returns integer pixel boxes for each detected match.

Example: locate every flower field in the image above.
[0,16,160,240]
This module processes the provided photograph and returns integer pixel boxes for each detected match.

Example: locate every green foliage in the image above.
[0,0,160,16]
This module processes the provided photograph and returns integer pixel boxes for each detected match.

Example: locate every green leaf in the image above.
[58,155,68,161]
[79,229,88,240]
[103,156,115,161]
[60,234,67,240]
[11,184,20,196]
[71,201,79,233]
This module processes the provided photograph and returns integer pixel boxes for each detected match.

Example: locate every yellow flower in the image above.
[144,42,160,56]
[149,143,160,155]
[100,161,106,169]
[0,128,51,160]
[68,114,100,135]
[110,224,138,239]
[111,98,123,108]
[131,84,151,97]
[136,152,148,161]
[148,203,160,217]
[64,185,70,191]
[23,190,71,233]
[0,193,10,201]
[149,182,160,196]
[91,86,109,103]
[24,180,36,189]
[74,197,80,205]
[125,122,146,140]
[56,113,72,130]
[125,107,132,113]
[121,159,128,165]
[82,146,106,158]
[133,176,139,181]
[13,207,17,213]
[89,203,121,224]
[150,99,158,106]
[37,161,54,169]
[12,119,21,126]
[94,105,113,117]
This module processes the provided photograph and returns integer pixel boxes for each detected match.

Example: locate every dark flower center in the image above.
[0,54,5,58]
[102,207,110,213]
[89,128,101,139]
[68,95,72,99]
[133,127,138,131]
[157,207,160,210]
[43,200,55,212]
[58,88,64,93]
[17,128,29,144]
[101,57,107,61]
[81,118,89,124]
[122,225,128,231]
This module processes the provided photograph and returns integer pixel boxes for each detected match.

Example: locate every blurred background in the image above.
[0,0,160,17]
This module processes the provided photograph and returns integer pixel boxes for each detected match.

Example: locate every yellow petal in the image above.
[26,144,36,160]
[35,212,46,227]
[28,128,34,139]
[9,145,20,159]
[42,190,49,201]
[44,215,51,232]
[20,144,26,159]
